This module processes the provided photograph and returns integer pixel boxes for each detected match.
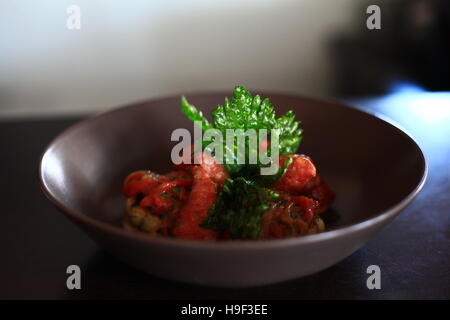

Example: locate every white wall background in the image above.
[0,0,359,118]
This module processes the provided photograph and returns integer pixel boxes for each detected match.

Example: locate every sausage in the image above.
[175,150,229,189]
[302,175,335,215]
[272,154,316,194]
[172,166,218,240]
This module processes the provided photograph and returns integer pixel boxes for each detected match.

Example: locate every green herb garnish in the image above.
[181,85,302,178]
[181,86,303,239]
[181,96,213,132]
[200,178,279,239]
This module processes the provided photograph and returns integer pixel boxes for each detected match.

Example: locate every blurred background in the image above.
[1,0,449,300]
[0,0,449,118]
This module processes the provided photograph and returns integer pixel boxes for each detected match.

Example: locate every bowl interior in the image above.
[40,93,426,233]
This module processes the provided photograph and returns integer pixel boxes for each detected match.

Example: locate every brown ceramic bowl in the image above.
[39,92,427,287]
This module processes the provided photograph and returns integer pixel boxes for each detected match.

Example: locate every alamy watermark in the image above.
[66,5,81,30]
[366,265,381,290]
[366,5,381,30]
[66,264,81,290]
[171,121,280,175]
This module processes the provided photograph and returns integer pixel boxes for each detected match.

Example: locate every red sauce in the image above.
[122,153,334,240]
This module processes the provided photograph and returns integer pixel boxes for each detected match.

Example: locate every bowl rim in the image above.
[38,91,428,250]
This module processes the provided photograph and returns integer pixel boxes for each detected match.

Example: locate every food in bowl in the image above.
[39,86,427,286]
[122,86,335,240]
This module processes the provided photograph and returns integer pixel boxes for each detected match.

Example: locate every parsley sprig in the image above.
[180,86,303,239]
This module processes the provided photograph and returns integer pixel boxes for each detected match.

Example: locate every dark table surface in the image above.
[1,90,449,300]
